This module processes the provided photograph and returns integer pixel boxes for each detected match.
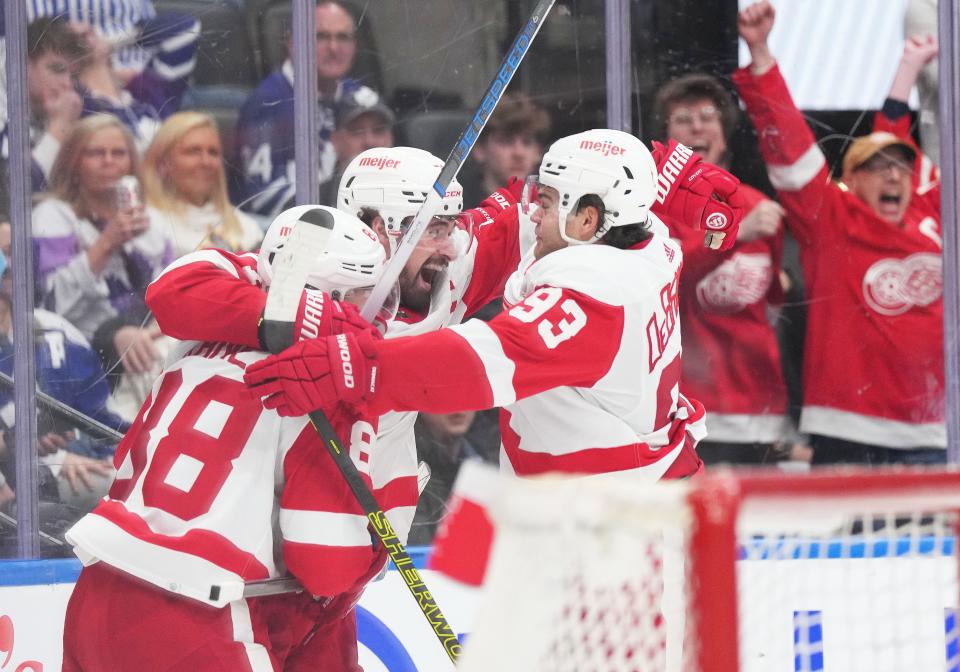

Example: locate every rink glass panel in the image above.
[0,0,952,573]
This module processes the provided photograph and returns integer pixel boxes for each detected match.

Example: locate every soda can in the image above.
[114,175,142,211]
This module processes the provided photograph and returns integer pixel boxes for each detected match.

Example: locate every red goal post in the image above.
[457,468,960,672]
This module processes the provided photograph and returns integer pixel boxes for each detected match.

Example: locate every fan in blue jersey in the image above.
[235,0,370,218]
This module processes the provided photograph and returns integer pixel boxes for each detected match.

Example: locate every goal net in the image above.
[456,469,960,672]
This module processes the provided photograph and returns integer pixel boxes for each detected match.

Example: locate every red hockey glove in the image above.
[467,176,525,225]
[651,140,745,251]
[258,289,377,354]
[245,331,379,417]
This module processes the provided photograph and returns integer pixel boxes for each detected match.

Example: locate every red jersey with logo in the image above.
[669,183,788,442]
[368,239,707,479]
[65,340,407,607]
[732,64,944,449]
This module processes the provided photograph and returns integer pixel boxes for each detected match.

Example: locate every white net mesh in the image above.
[737,495,958,672]
[458,471,960,672]
[457,475,694,672]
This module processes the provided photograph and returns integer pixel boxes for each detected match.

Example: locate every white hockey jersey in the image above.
[370,235,707,479]
[145,206,527,548]
[66,340,416,607]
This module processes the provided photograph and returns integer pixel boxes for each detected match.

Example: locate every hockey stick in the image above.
[359,0,558,323]
[0,371,126,444]
[0,365,435,601]
[260,5,558,659]
[262,210,462,661]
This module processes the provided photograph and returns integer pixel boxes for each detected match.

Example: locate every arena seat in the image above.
[395,109,472,159]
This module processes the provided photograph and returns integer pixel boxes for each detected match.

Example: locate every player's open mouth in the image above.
[418,262,446,290]
[691,144,710,155]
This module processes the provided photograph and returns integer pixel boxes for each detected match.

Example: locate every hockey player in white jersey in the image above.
[247,129,714,481]
[62,206,402,672]
[145,147,529,544]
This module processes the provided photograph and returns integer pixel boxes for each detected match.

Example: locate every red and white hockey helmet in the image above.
[258,205,399,321]
[536,128,658,245]
[337,146,464,255]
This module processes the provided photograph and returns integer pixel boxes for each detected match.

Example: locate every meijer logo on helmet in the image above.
[578,139,626,157]
[358,156,401,170]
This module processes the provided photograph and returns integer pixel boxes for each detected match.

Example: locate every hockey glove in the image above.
[468,176,525,225]
[245,331,379,417]
[258,289,376,354]
[650,139,745,251]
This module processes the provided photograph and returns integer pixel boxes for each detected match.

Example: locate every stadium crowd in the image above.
[0,0,946,557]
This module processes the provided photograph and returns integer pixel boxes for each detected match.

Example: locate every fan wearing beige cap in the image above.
[733,0,945,466]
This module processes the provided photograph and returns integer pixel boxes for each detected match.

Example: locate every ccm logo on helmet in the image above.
[446,189,462,198]
[705,212,728,230]
[656,143,694,204]
[358,156,401,170]
[578,139,626,157]
[336,334,355,389]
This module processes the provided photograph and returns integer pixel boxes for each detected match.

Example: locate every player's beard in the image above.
[399,254,449,314]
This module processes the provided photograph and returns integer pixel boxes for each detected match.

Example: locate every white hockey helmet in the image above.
[337,146,464,255]
[535,128,658,245]
[258,205,399,321]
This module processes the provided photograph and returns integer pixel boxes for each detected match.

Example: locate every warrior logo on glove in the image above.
[650,138,747,251]
[705,212,729,230]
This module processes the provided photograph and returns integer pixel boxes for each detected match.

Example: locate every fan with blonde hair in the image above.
[142,112,261,256]
[48,114,141,221]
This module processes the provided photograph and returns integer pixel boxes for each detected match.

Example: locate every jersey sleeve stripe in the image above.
[154,248,242,281]
[449,319,518,406]
[767,143,827,191]
[279,508,371,547]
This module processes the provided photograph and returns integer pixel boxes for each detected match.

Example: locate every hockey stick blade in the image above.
[263,214,461,662]
[359,0,558,323]
[261,208,335,352]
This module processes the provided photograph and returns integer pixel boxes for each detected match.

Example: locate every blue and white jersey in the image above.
[1,6,198,152]
[234,60,361,218]
[23,0,158,71]
[0,309,129,437]
[81,11,200,150]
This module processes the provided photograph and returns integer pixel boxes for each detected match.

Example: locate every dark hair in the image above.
[654,73,738,141]
[286,0,357,40]
[599,222,653,249]
[482,93,552,145]
[26,16,86,63]
[357,206,379,228]
[576,194,653,249]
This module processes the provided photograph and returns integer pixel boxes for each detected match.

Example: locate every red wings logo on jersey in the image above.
[696,253,774,314]
[862,253,942,316]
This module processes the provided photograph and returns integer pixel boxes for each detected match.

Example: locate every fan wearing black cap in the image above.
[318,86,396,207]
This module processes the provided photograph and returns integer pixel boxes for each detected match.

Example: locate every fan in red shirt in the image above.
[654,73,790,465]
[735,0,944,465]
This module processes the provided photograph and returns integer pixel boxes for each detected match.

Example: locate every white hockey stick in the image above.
[359,0,558,323]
